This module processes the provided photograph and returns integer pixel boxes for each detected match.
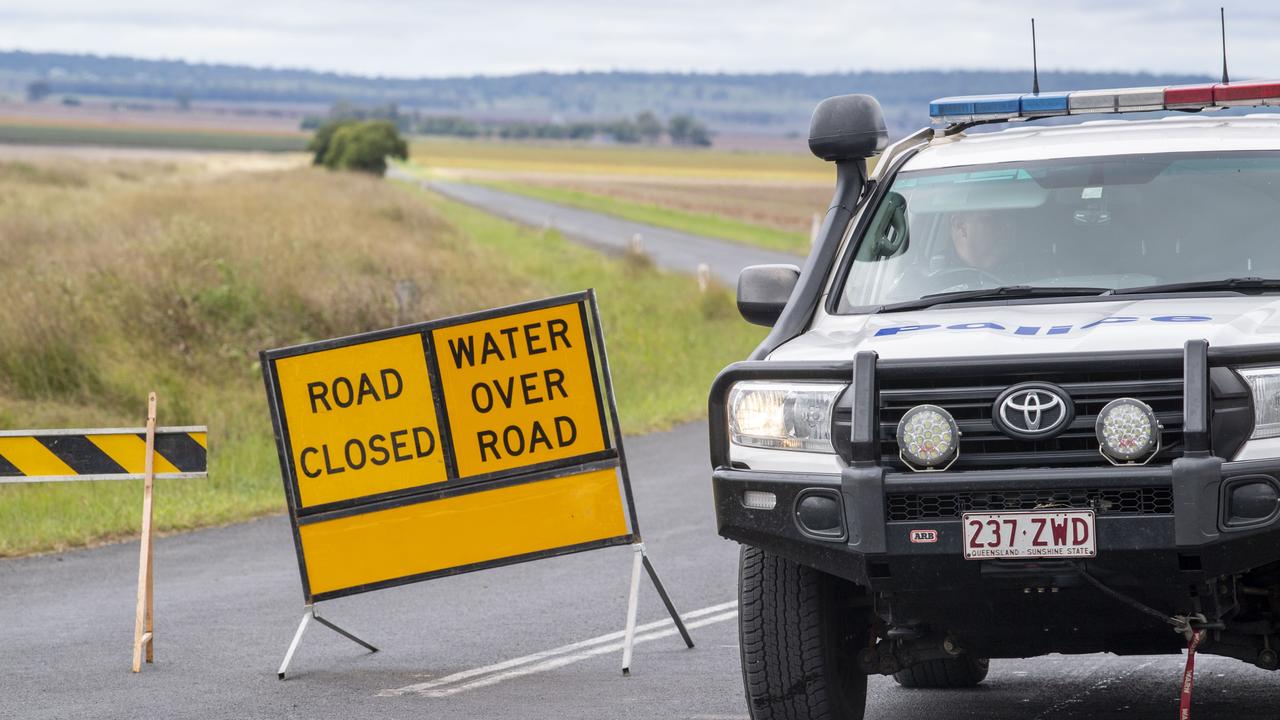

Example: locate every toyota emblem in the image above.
[992,382,1074,440]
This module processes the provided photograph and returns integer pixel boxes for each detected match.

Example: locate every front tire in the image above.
[738,545,869,720]
[892,656,989,688]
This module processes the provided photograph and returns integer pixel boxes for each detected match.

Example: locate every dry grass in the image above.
[0,160,529,555]
[0,156,762,555]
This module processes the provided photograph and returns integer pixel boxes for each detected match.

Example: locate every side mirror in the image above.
[737,264,801,327]
[809,94,889,162]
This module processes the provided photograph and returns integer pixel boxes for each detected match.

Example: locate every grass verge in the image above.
[475,179,809,254]
[0,159,761,556]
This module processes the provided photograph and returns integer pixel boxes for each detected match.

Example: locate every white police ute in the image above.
[710,82,1280,719]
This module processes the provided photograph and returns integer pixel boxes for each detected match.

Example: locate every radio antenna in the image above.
[1220,7,1230,84]
[1031,18,1041,95]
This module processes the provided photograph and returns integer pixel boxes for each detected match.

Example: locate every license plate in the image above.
[962,510,1096,560]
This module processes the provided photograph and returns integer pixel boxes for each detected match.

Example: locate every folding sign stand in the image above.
[276,542,689,679]
[621,543,692,675]
[278,605,378,679]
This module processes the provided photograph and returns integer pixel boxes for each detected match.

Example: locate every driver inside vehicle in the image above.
[950,211,1014,277]
[904,211,1017,296]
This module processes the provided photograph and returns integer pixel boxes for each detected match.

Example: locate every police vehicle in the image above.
[709,81,1280,718]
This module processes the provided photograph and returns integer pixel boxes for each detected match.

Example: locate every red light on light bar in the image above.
[1165,84,1215,108]
[1214,81,1280,105]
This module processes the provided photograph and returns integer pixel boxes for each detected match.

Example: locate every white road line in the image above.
[379,600,737,698]
[416,610,739,698]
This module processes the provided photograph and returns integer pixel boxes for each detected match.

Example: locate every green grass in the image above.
[0,159,761,556]
[476,179,809,254]
[0,122,307,152]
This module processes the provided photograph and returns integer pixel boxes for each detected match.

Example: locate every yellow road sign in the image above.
[272,333,447,509]
[261,291,638,602]
[432,301,608,479]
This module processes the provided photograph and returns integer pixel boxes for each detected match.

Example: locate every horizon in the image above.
[0,48,1226,82]
[2,2,1275,80]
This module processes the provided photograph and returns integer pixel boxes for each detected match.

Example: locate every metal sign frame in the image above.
[261,290,642,604]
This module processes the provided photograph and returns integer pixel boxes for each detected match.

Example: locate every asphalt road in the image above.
[397,174,805,285]
[5,421,1280,720]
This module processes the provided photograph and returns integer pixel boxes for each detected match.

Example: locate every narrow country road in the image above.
[386,168,804,286]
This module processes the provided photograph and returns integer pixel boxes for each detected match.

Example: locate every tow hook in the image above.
[856,634,964,675]
[857,642,901,675]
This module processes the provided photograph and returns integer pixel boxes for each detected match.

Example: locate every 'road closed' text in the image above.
[274,334,447,507]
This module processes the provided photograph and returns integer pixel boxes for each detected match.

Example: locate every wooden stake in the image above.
[132,392,158,673]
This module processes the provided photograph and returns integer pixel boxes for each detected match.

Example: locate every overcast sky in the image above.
[0,1,1275,78]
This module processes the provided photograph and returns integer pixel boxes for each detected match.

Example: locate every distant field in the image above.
[409,136,830,182]
[0,156,760,555]
[0,119,308,152]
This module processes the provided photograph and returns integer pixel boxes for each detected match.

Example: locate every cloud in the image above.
[0,0,1274,78]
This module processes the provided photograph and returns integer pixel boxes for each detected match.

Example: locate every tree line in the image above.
[302,103,712,147]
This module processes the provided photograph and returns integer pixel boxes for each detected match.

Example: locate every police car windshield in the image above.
[836,151,1280,313]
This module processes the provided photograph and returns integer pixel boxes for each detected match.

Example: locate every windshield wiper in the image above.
[1106,277,1280,296]
[877,285,1110,313]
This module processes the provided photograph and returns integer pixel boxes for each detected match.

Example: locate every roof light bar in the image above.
[929,80,1280,126]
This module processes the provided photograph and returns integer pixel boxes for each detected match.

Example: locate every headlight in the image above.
[1239,367,1280,439]
[727,381,844,452]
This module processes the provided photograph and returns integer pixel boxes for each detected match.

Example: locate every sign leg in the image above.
[278,606,378,680]
[145,519,155,663]
[642,550,693,649]
[621,543,644,676]
[313,611,379,653]
[132,392,158,673]
[278,608,313,680]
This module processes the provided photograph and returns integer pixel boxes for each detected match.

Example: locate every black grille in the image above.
[886,487,1174,521]
[835,362,1185,471]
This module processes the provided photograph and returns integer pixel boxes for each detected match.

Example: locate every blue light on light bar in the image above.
[929,94,1021,120]
[1019,92,1070,116]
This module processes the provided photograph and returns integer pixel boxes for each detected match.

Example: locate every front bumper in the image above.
[713,459,1280,591]
[709,342,1280,598]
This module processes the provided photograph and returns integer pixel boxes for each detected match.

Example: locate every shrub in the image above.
[314,120,409,174]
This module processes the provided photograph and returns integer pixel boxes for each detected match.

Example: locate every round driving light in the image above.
[896,404,959,471]
[1095,398,1161,464]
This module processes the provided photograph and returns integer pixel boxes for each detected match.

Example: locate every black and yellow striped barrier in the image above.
[0,426,207,483]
